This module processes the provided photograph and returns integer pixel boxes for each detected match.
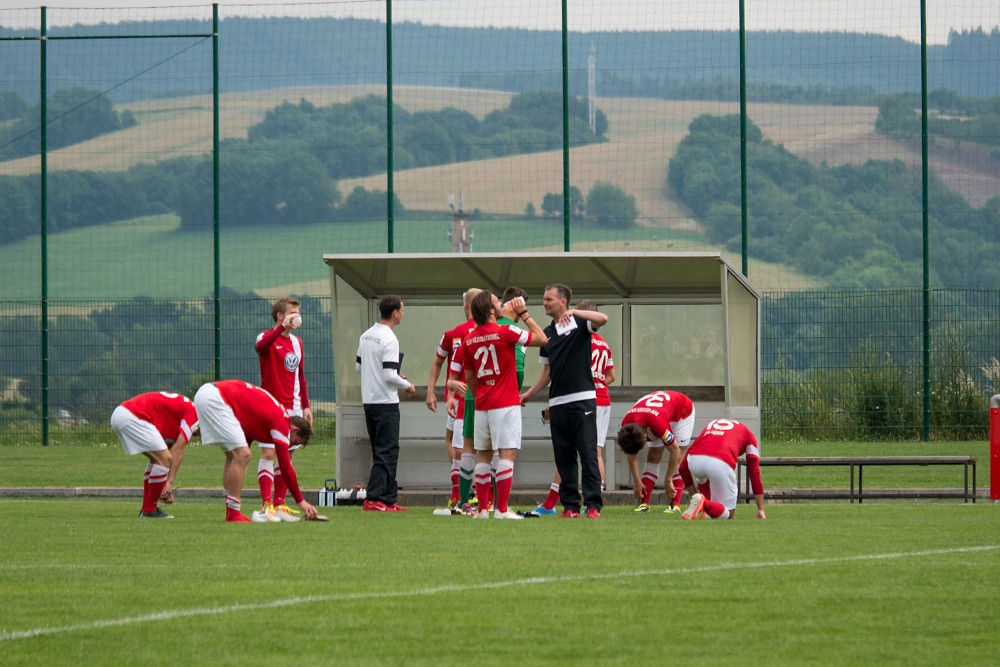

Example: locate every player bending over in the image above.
[615,390,696,514]
[426,288,480,508]
[110,391,200,518]
[530,300,615,516]
[255,296,313,521]
[680,418,765,520]
[193,380,317,522]
[455,290,546,519]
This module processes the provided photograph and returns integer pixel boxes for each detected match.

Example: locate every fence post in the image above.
[919,0,930,441]
[561,0,570,252]
[991,395,1000,501]
[212,3,221,380]
[738,0,748,278]
[385,0,394,253]
[39,5,48,445]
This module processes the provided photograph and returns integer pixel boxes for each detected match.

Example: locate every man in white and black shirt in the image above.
[356,295,415,512]
[521,283,608,518]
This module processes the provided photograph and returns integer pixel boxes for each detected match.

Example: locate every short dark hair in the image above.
[545,283,572,304]
[271,296,300,322]
[378,295,402,320]
[576,299,597,312]
[502,286,527,303]
[290,416,312,445]
[470,290,496,326]
[616,423,647,455]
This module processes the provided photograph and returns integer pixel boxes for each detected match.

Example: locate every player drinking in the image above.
[426,288,480,509]
[255,296,312,522]
[529,300,615,516]
[193,380,317,523]
[615,390,696,514]
[110,391,200,518]
[681,419,765,520]
[454,290,546,519]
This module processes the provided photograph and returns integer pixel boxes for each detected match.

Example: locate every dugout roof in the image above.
[322,252,759,300]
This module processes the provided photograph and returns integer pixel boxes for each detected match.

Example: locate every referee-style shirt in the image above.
[356,323,410,405]
[539,315,601,407]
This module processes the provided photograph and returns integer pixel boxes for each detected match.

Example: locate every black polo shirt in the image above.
[539,315,600,407]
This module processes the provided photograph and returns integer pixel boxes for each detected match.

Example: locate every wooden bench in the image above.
[736,456,978,504]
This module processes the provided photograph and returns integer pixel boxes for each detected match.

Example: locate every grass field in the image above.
[0,499,997,665]
[0,441,988,491]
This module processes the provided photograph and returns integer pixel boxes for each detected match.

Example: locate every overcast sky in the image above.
[0,0,995,45]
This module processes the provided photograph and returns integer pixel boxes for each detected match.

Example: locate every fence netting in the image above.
[0,2,998,444]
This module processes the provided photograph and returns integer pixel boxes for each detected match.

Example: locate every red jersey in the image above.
[591,334,614,407]
[436,319,476,416]
[687,419,760,469]
[455,321,531,411]
[256,328,308,411]
[215,380,290,446]
[120,392,199,446]
[620,390,694,444]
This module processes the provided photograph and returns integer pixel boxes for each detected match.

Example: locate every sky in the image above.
[0,0,995,45]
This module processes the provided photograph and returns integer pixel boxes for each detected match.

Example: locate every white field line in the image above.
[2,544,997,642]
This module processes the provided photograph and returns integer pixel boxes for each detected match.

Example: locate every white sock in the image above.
[258,459,274,477]
[496,459,514,480]
[711,509,731,520]
[460,453,475,472]
[451,459,460,473]
[491,450,500,473]
[226,495,241,511]
[148,464,168,484]
[550,482,560,493]
[143,462,153,482]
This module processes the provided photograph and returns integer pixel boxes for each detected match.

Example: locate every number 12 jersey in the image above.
[454,322,532,411]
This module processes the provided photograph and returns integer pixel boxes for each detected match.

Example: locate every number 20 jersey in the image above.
[620,390,693,442]
[455,322,532,411]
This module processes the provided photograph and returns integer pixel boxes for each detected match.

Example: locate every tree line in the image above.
[668,114,1000,289]
[876,91,1000,153]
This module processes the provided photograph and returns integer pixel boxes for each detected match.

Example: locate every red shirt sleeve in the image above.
[255,326,284,354]
[275,442,303,504]
[747,457,764,496]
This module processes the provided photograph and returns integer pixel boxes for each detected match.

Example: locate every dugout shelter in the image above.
[324,252,760,491]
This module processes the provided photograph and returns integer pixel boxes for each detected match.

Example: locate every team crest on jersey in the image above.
[284,353,300,372]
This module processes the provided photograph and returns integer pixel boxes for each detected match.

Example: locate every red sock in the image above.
[141,463,152,512]
[671,475,685,506]
[495,461,514,513]
[487,478,495,508]
[450,460,460,501]
[273,466,288,507]
[225,495,246,521]
[703,499,727,519]
[542,483,560,510]
[697,482,712,500]
[257,459,274,507]
[641,463,659,505]
[474,463,492,511]
[144,465,169,513]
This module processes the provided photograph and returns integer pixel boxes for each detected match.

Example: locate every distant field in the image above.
[0,500,997,665]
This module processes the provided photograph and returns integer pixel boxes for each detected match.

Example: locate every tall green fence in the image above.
[0,2,997,443]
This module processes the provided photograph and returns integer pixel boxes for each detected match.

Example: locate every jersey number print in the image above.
[475,344,501,377]
[643,391,673,408]
[591,349,611,378]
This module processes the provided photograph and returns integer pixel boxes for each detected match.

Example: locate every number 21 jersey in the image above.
[455,322,532,411]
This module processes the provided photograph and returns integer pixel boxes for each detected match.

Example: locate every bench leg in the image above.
[973,463,976,504]
[965,463,969,504]
[850,464,854,504]
[858,465,863,505]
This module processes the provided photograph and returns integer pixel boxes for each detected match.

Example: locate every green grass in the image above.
[0,500,998,665]
[0,214,716,301]
[0,441,987,491]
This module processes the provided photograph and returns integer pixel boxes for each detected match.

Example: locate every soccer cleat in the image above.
[585,508,600,519]
[459,503,476,516]
[559,510,581,518]
[494,509,524,520]
[633,503,650,513]
[252,504,280,523]
[275,504,301,522]
[528,505,556,516]
[225,512,252,523]
[362,500,388,512]
[385,503,410,512]
[469,496,479,509]
[447,497,459,509]
[664,504,681,514]
[682,493,706,520]
[140,508,173,519]
[475,510,490,519]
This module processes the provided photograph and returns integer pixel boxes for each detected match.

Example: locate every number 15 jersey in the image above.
[455,322,532,411]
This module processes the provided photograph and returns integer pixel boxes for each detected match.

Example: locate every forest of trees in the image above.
[0,88,137,162]
[539,183,638,228]
[876,91,1000,149]
[668,114,1000,288]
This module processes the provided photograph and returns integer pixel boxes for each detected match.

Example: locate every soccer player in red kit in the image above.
[530,300,615,516]
[681,419,765,520]
[193,380,318,522]
[256,296,312,522]
[615,390,696,514]
[110,391,200,518]
[455,291,547,519]
[426,288,480,508]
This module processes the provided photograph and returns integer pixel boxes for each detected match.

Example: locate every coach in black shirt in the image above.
[521,284,608,517]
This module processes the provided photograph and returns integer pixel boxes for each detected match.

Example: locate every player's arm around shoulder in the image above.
[508,297,547,347]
